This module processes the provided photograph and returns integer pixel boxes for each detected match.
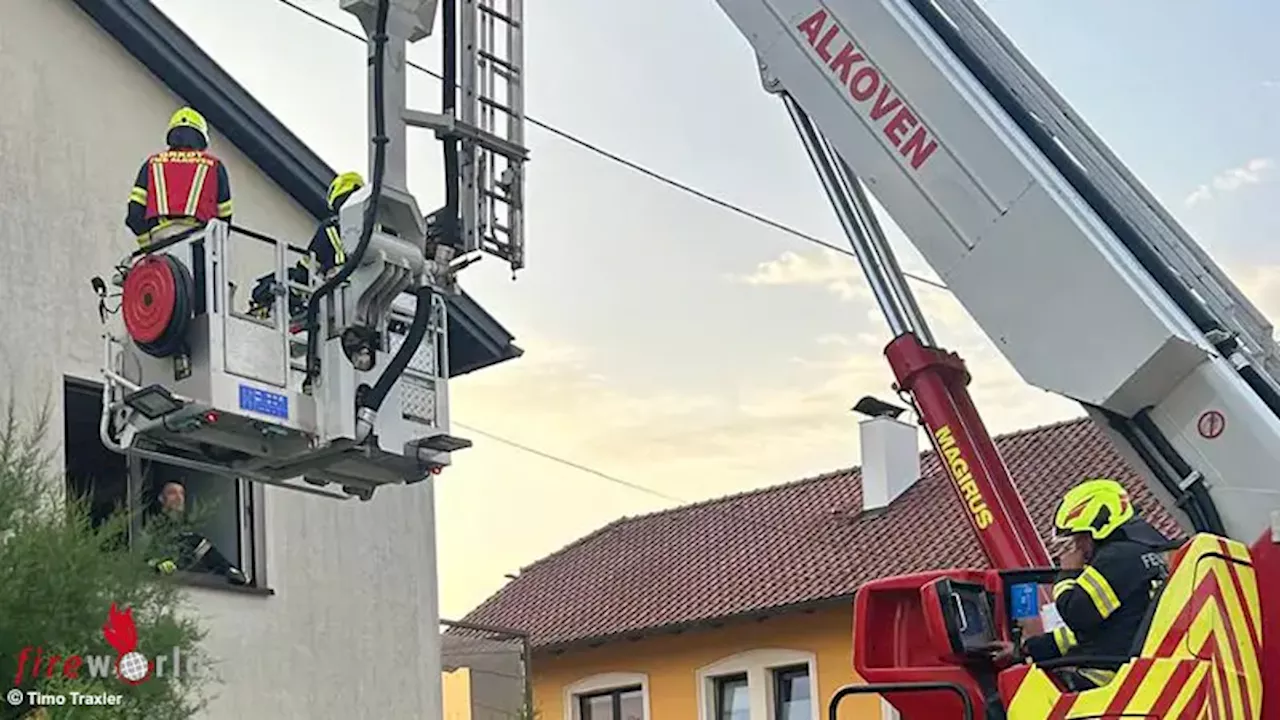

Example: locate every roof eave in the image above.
[74,0,521,378]
[526,594,856,654]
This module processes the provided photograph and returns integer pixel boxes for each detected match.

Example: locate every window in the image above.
[564,673,650,720]
[772,665,812,720]
[63,378,265,590]
[578,687,643,720]
[697,649,819,720]
[714,674,750,720]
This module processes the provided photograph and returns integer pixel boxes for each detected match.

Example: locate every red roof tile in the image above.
[461,417,1184,649]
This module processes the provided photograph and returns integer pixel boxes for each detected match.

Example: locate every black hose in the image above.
[302,0,392,388]
[1099,407,1212,532]
[358,0,462,415]
[440,0,460,244]
[364,286,434,411]
[1132,410,1226,535]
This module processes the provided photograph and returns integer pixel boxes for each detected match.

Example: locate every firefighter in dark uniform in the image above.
[147,479,248,586]
[126,106,233,247]
[990,478,1172,690]
[248,171,362,319]
[310,171,362,276]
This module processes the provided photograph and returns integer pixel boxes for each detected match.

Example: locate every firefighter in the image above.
[311,171,363,276]
[247,171,362,319]
[146,479,248,586]
[126,106,233,247]
[988,478,1172,690]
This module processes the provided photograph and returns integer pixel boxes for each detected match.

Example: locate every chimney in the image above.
[853,396,921,512]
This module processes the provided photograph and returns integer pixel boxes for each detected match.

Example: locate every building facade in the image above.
[0,1,518,717]
[461,418,1185,720]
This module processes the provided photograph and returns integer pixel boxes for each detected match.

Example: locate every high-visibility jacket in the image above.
[1022,517,1172,684]
[308,215,346,273]
[126,147,232,243]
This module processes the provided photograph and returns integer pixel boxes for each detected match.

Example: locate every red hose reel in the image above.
[121,254,195,358]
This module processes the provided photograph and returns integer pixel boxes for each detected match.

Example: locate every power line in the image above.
[452,423,863,555]
[454,423,682,503]
[270,0,948,292]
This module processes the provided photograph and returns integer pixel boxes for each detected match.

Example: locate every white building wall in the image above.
[0,3,441,718]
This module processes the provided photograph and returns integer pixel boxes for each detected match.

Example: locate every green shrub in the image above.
[0,398,214,719]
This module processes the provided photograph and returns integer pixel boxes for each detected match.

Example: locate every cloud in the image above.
[729,248,868,301]
[1184,157,1275,206]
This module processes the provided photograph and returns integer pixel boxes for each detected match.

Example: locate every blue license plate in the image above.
[238,384,289,420]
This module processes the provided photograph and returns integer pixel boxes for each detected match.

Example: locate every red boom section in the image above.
[884,333,1051,569]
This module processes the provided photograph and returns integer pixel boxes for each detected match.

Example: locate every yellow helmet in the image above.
[327,171,365,210]
[1053,478,1134,541]
[167,106,209,144]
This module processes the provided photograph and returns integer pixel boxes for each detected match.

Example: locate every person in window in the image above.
[146,479,248,586]
[987,478,1172,691]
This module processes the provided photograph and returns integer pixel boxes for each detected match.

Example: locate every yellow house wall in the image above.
[531,605,881,719]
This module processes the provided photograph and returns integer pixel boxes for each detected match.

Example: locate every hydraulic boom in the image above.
[701,0,1280,717]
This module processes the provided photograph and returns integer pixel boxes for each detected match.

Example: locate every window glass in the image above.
[578,686,642,720]
[774,665,812,720]
[618,688,644,720]
[715,674,750,720]
[581,693,614,720]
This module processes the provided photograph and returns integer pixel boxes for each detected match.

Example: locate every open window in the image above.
[63,377,266,590]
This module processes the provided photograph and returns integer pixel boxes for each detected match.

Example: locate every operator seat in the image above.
[998,534,1263,719]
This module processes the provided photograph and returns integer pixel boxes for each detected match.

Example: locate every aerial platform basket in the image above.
[98,221,471,501]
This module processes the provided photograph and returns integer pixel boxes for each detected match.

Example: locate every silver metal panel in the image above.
[716,0,1212,407]
[399,376,438,426]
[224,315,288,386]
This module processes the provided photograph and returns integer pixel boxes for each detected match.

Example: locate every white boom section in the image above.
[713,0,1280,540]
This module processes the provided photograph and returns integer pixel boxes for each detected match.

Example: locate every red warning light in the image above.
[430,466,443,475]
[203,410,220,424]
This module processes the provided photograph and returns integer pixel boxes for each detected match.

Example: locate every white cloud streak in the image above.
[1185,157,1274,206]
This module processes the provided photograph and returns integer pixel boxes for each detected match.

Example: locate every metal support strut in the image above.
[782,94,1050,570]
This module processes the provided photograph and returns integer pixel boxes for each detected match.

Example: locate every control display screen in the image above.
[941,582,997,653]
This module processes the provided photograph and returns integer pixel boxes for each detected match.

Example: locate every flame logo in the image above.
[102,604,151,685]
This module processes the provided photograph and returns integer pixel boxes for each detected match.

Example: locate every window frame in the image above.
[577,685,642,720]
[63,376,269,593]
[696,648,820,720]
[770,664,813,720]
[564,672,651,720]
[713,672,749,720]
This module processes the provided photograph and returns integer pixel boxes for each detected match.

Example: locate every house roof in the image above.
[460,417,1186,650]
[72,0,522,377]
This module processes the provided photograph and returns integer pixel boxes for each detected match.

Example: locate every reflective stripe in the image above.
[184,162,210,216]
[325,225,345,265]
[1052,579,1077,601]
[217,199,233,218]
[1077,565,1121,618]
[1077,668,1116,687]
[1052,625,1077,654]
[128,186,147,204]
[150,160,169,214]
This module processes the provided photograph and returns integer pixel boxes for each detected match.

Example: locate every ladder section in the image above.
[460,0,528,270]
[923,0,1280,387]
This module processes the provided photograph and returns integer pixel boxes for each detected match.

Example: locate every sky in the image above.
[148,0,1280,618]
